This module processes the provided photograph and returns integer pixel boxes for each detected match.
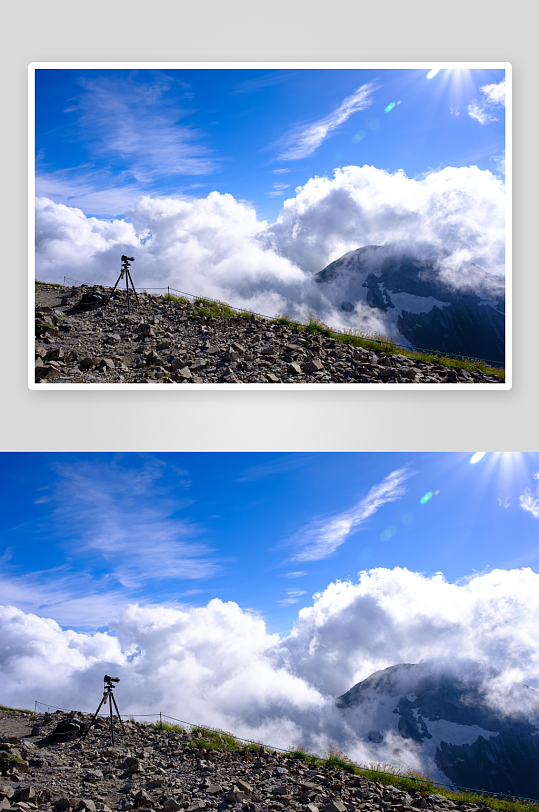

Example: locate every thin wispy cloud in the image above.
[276,82,378,161]
[272,168,291,174]
[278,588,307,606]
[290,467,413,562]
[285,572,307,579]
[520,473,539,520]
[43,457,221,589]
[235,454,317,483]
[74,74,217,182]
[230,71,296,95]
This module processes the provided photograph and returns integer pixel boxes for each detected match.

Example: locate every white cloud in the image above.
[35,163,505,334]
[278,589,307,606]
[74,74,216,181]
[285,572,307,579]
[467,100,497,126]
[272,168,291,174]
[468,79,505,126]
[2,567,539,769]
[276,82,378,161]
[481,79,506,107]
[520,473,539,519]
[289,467,412,562]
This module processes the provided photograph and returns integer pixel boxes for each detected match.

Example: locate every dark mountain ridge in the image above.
[337,663,539,799]
[314,245,505,364]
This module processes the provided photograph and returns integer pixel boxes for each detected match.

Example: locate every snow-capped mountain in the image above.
[314,245,505,365]
[336,663,539,798]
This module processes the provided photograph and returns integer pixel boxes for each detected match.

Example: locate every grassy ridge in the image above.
[151,722,535,812]
[35,282,505,379]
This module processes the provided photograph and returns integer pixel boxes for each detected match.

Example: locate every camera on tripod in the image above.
[83,674,125,744]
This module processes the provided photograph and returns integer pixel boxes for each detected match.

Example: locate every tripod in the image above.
[83,675,126,745]
[104,255,140,314]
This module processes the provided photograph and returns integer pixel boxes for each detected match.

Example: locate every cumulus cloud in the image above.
[481,79,506,107]
[2,567,539,769]
[468,79,505,126]
[520,473,539,520]
[468,101,497,126]
[276,82,378,161]
[289,467,412,562]
[35,163,505,334]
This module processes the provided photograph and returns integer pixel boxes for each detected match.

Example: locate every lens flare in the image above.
[427,69,440,79]
[380,525,397,542]
[420,492,433,504]
[401,512,414,525]
[385,103,396,113]
[351,130,366,143]
[470,452,487,464]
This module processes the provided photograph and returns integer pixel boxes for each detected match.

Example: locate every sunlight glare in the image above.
[426,69,440,80]
[420,492,433,504]
[470,452,487,464]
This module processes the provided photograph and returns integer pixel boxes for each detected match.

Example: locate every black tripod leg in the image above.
[110,692,114,745]
[104,274,123,309]
[111,692,126,736]
[82,696,106,739]
[127,270,139,306]
[126,272,130,314]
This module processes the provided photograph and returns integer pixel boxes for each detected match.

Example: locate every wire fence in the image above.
[55,276,505,369]
[32,700,536,805]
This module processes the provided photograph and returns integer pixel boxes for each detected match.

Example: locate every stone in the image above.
[163,800,183,812]
[0,800,10,811]
[303,359,323,373]
[44,348,65,362]
[236,780,252,795]
[99,358,115,371]
[186,803,206,812]
[105,334,122,344]
[146,780,164,789]
[323,803,347,812]
[83,770,104,782]
[304,806,319,812]
[205,785,222,794]
[287,363,302,375]
[265,373,280,383]
[230,342,245,355]
[175,367,192,380]
[53,799,72,810]
[78,801,97,812]
[13,789,35,803]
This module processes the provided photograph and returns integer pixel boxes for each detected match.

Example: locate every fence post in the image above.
[35,700,37,713]
[160,711,162,726]
[168,286,170,298]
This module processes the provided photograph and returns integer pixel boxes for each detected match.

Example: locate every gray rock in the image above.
[303,359,323,373]
[323,802,347,812]
[53,798,72,810]
[288,363,302,375]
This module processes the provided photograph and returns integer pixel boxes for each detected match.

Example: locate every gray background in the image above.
[3,0,536,451]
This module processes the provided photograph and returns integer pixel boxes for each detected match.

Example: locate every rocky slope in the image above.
[34,286,502,385]
[336,664,539,798]
[314,246,505,365]
[0,707,509,812]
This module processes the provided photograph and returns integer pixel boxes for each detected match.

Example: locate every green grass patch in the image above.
[0,703,33,714]
[281,750,537,811]
[194,298,236,320]
[162,294,188,303]
[35,280,64,288]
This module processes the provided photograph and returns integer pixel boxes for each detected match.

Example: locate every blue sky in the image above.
[2,452,536,637]
[35,66,506,222]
